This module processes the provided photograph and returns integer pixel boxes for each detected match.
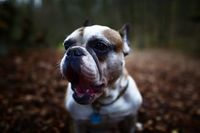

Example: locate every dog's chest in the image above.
[69,95,134,123]
[66,76,142,124]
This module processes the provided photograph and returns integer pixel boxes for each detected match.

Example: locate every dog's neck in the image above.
[95,68,129,105]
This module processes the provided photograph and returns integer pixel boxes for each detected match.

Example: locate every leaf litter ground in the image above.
[0,49,199,133]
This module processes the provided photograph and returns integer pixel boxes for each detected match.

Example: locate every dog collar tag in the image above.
[90,113,102,125]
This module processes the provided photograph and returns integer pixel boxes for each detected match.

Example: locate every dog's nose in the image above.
[67,48,85,57]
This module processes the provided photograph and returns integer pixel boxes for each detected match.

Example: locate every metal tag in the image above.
[90,112,102,125]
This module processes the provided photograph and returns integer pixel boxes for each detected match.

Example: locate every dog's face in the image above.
[60,24,130,104]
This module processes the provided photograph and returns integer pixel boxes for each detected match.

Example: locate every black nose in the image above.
[67,48,85,57]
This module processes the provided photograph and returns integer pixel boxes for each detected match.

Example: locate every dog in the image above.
[60,23,142,133]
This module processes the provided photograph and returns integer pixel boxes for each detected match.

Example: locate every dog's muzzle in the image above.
[61,47,105,104]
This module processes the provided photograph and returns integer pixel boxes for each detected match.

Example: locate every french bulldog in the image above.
[60,23,142,133]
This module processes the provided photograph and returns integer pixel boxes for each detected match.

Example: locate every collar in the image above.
[92,80,129,109]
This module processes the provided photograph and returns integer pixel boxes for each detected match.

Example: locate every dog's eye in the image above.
[90,40,110,53]
[94,42,108,51]
[64,39,75,50]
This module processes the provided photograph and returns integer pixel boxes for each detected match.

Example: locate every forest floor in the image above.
[0,49,199,133]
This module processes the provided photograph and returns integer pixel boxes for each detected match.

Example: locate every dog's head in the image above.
[60,23,130,104]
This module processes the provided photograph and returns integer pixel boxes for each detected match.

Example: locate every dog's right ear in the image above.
[119,23,131,56]
[83,19,91,27]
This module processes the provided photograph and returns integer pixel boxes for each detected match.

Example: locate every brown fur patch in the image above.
[103,29,123,53]
[78,27,85,37]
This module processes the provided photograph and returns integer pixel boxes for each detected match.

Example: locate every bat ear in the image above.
[119,23,131,56]
[83,19,91,27]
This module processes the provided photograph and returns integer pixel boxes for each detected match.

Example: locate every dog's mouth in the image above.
[66,63,105,105]
[72,83,104,104]
[61,47,106,104]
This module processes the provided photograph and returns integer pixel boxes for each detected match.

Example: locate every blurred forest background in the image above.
[0,0,200,133]
[0,0,200,55]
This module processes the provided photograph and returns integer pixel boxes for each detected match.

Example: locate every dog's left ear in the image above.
[119,24,130,56]
[83,19,91,27]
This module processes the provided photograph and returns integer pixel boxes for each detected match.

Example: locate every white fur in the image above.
[65,25,111,47]
[83,25,110,42]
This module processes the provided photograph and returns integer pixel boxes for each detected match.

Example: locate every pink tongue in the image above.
[76,80,91,93]
[77,87,85,93]
[76,86,95,94]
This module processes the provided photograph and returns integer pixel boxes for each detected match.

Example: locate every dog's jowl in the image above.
[60,24,142,133]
